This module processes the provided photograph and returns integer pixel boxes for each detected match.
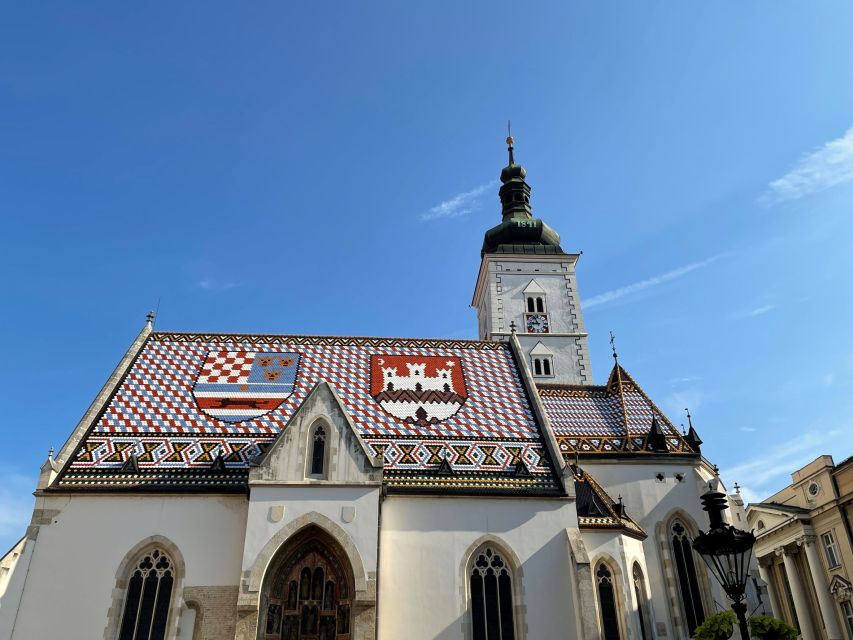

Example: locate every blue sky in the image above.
[2,1,852,550]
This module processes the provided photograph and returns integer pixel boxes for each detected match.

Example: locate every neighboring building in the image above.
[0,138,758,640]
[747,455,853,640]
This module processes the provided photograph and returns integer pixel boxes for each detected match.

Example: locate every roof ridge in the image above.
[151,330,500,346]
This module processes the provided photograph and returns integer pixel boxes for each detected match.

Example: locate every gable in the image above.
[251,381,382,484]
[53,332,562,495]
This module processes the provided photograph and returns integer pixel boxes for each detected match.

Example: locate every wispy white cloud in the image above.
[668,376,702,385]
[419,180,499,222]
[197,278,239,292]
[746,304,776,317]
[664,390,707,420]
[721,428,843,502]
[584,255,722,309]
[739,426,757,433]
[761,126,853,204]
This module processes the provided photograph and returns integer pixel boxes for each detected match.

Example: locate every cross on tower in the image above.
[733,482,741,494]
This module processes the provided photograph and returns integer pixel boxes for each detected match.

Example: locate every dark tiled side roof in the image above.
[572,465,646,538]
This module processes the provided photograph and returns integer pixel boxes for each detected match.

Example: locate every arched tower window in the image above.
[671,520,705,633]
[261,526,353,640]
[309,425,326,477]
[117,548,175,640]
[469,545,516,640]
[596,562,621,640]
[632,563,651,640]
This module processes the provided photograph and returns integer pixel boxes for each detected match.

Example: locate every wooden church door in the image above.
[262,528,353,640]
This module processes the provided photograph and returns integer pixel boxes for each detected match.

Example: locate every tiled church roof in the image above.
[538,364,697,458]
[54,332,562,494]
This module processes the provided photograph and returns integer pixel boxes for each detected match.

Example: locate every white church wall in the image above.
[582,530,652,640]
[584,460,737,637]
[242,485,380,576]
[9,493,247,640]
[377,495,579,640]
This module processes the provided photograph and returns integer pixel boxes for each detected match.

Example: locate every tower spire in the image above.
[480,128,563,256]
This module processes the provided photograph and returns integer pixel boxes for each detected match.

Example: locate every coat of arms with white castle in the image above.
[369,355,468,427]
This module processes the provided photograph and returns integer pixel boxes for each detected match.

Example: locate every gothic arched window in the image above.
[632,563,651,640]
[596,562,621,640]
[671,520,705,633]
[117,548,174,640]
[309,426,326,477]
[470,546,516,640]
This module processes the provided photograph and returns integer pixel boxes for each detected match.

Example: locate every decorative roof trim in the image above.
[574,466,646,539]
[508,331,571,497]
[52,323,153,481]
[150,332,503,350]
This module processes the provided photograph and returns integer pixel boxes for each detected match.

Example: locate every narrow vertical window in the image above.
[310,426,326,476]
[821,531,841,568]
[535,297,544,312]
[632,563,650,640]
[596,563,621,640]
[840,600,853,638]
[671,521,705,633]
[542,359,551,376]
[526,297,535,312]
[470,546,515,640]
[117,548,174,640]
[533,359,542,376]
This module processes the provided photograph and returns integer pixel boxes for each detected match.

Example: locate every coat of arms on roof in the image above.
[192,351,300,423]
[370,355,468,427]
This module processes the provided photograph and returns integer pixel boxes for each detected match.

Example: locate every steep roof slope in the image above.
[54,332,562,495]
[538,363,696,457]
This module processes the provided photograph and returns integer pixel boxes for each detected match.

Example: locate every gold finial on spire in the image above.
[506,120,515,165]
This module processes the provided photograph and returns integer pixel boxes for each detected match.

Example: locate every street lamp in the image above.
[692,487,757,639]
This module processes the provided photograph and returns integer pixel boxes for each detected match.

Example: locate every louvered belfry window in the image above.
[117,548,174,640]
[671,521,705,633]
[470,546,515,640]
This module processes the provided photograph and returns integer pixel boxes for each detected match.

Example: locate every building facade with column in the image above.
[747,455,853,640]
[0,139,762,640]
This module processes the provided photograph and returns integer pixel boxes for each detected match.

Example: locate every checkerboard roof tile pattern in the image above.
[57,332,559,493]
[539,364,695,456]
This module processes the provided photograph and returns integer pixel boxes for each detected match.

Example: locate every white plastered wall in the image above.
[582,460,736,638]
[7,493,247,640]
[377,495,580,640]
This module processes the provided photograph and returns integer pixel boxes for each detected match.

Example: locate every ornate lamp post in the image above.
[692,488,757,639]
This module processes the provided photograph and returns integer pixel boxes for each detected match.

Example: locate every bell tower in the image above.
[472,135,592,385]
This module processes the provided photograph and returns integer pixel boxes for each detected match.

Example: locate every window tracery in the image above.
[117,548,174,640]
[632,563,651,640]
[262,528,352,640]
[469,546,515,640]
[595,562,621,640]
[670,520,705,633]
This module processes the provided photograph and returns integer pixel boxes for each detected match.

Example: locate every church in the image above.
[0,138,762,640]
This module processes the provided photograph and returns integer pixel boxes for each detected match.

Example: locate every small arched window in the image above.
[632,563,651,640]
[532,357,554,377]
[671,520,705,633]
[470,546,516,640]
[526,297,535,313]
[757,520,765,531]
[596,562,621,640]
[535,297,544,312]
[117,548,174,640]
[310,426,326,477]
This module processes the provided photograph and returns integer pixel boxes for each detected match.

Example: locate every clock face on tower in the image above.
[525,313,550,333]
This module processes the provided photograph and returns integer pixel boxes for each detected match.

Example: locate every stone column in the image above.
[780,546,816,640]
[757,556,782,617]
[800,536,843,640]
